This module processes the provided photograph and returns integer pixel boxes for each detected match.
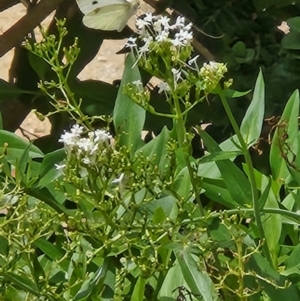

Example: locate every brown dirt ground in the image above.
[0,2,152,139]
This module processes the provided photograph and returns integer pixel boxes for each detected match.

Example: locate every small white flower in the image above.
[183,22,193,31]
[155,30,169,42]
[159,16,170,29]
[205,61,219,70]
[171,16,186,29]
[90,143,99,155]
[111,173,125,185]
[153,21,163,34]
[144,12,155,23]
[153,16,170,33]
[188,55,200,67]
[132,80,142,87]
[139,37,152,54]
[59,124,84,146]
[94,129,112,143]
[157,81,170,94]
[171,68,182,83]
[171,37,184,47]
[59,132,77,147]
[136,19,149,30]
[175,29,193,44]
[125,37,137,48]
[70,124,84,136]
[55,163,66,170]
[142,35,153,44]
[82,157,91,165]
[77,137,93,152]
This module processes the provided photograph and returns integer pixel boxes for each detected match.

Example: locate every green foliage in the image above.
[2,1,300,300]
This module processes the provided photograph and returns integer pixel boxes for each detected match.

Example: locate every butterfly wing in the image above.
[82,4,134,32]
[76,0,127,15]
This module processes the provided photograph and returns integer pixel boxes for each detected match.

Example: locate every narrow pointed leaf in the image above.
[200,129,252,206]
[270,90,299,182]
[240,69,265,147]
[113,52,145,154]
[2,272,40,296]
[130,276,146,301]
[176,248,217,301]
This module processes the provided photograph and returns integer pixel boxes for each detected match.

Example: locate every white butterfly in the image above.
[76,0,140,32]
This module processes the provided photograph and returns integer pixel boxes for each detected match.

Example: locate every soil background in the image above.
[0,2,152,139]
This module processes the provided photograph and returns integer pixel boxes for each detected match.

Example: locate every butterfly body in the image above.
[76,0,139,32]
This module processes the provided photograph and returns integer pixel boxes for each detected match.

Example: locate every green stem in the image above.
[236,238,246,301]
[172,95,223,272]
[212,85,272,265]
[181,207,300,226]
[173,95,186,149]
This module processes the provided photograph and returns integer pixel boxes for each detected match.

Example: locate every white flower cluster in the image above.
[56,124,112,169]
[125,13,193,52]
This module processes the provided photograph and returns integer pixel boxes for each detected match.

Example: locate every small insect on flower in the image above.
[76,0,140,32]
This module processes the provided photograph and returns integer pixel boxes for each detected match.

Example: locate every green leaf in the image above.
[25,187,71,215]
[270,90,299,182]
[140,195,178,223]
[33,238,64,261]
[209,218,234,248]
[199,129,252,206]
[73,257,110,300]
[287,17,300,33]
[113,52,145,154]
[153,207,166,224]
[225,89,251,98]
[0,79,26,100]
[197,134,240,179]
[202,177,240,208]
[282,30,300,50]
[0,236,9,256]
[130,276,146,301]
[27,51,54,80]
[15,144,31,185]
[136,126,170,178]
[262,180,282,262]
[281,192,299,225]
[1,272,40,296]
[287,243,300,269]
[2,286,27,301]
[198,150,242,164]
[71,80,117,116]
[173,167,192,201]
[37,149,65,188]
[286,132,300,186]
[30,252,45,287]
[176,247,217,301]
[258,178,272,210]
[240,69,265,147]
[0,130,43,161]
[247,253,299,299]
[158,259,187,301]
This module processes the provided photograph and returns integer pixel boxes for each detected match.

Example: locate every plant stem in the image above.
[182,207,300,225]
[216,85,272,265]
[236,238,246,301]
[172,95,223,272]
